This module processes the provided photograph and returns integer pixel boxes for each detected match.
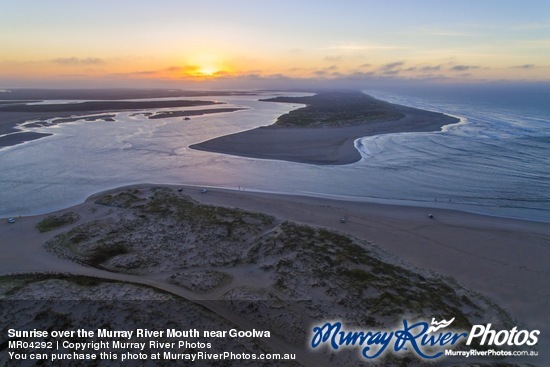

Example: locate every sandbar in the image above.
[191,91,459,165]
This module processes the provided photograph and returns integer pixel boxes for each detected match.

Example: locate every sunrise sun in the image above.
[197,66,218,76]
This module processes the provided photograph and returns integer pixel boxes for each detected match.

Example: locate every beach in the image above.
[1,185,548,365]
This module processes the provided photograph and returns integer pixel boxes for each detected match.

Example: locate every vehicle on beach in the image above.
[427,213,434,219]
[7,217,15,224]
[200,188,208,194]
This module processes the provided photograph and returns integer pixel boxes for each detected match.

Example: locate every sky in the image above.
[1,0,549,89]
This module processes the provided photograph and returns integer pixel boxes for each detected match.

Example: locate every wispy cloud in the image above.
[182,65,201,72]
[381,61,404,70]
[108,70,157,78]
[349,71,376,78]
[420,65,441,71]
[52,57,105,65]
[450,65,479,71]
[420,28,472,37]
[511,64,537,69]
[430,31,471,37]
[165,66,182,72]
[324,43,411,53]
[512,39,550,49]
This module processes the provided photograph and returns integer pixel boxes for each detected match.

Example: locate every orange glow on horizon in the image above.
[179,53,229,79]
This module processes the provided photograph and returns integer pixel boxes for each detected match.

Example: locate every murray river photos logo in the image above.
[310,318,540,360]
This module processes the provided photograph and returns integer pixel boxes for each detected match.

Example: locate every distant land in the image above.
[0,99,220,113]
[0,89,257,100]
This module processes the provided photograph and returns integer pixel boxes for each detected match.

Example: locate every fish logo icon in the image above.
[427,317,455,333]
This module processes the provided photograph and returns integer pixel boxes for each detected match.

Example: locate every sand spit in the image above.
[2,185,547,365]
[191,91,459,165]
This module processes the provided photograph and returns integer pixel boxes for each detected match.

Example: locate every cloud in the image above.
[287,67,312,73]
[212,70,230,77]
[511,64,536,69]
[52,57,105,65]
[349,71,376,78]
[165,66,182,72]
[513,39,550,49]
[358,63,371,68]
[421,29,472,37]
[108,70,157,78]
[182,65,201,72]
[325,44,410,52]
[420,65,441,71]
[414,74,448,81]
[381,61,404,70]
[405,65,440,73]
[450,65,479,71]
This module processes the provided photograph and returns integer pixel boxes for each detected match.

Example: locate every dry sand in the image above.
[1,185,548,354]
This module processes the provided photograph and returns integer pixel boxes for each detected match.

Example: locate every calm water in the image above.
[1,87,549,222]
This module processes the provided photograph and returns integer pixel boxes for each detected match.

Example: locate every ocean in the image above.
[364,84,550,222]
[1,86,549,222]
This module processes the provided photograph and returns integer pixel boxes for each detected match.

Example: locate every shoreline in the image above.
[2,183,549,363]
[191,92,459,165]
[3,179,549,224]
